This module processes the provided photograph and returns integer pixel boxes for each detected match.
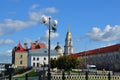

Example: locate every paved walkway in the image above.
[13,69,33,78]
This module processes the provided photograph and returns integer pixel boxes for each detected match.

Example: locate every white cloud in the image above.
[6,50,12,56]
[0,49,12,56]
[87,25,120,41]
[31,4,40,9]
[0,19,37,36]
[0,5,58,37]
[38,30,59,43]
[0,39,14,45]
[29,7,58,22]
[44,7,58,13]
[46,30,59,39]
[29,5,58,21]
[29,11,42,21]
[51,44,56,50]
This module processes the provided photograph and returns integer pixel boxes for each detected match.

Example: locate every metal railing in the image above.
[3,71,120,80]
[51,71,120,80]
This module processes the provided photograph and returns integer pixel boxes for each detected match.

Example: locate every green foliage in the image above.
[51,58,57,69]
[28,71,38,77]
[56,56,79,71]
[13,67,32,75]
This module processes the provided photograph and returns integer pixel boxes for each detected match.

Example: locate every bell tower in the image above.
[64,25,73,55]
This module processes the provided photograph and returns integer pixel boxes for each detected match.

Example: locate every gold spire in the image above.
[68,24,70,32]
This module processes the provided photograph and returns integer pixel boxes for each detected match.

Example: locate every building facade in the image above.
[12,41,62,69]
[64,26,73,55]
[12,43,28,68]
[28,48,58,68]
[71,44,120,71]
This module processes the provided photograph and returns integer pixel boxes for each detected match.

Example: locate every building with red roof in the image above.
[12,41,46,68]
[30,41,46,50]
[12,42,28,68]
[12,41,62,69]
[15,42,26,52]
[70,44,120,71]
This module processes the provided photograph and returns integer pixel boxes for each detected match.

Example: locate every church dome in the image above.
[55,45,62,50]
[55,42,63,56]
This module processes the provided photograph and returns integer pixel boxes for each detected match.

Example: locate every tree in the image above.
[50,58,57,70]
[56,56,79,71]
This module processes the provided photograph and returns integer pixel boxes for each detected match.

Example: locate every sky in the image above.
[0,0,120,63]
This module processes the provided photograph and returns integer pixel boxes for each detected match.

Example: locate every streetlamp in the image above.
[43,57,46,71]
[41,16,58,80]
[8,64,17,80]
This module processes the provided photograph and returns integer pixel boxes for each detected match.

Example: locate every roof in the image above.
[15,43,26,52]
[14,42,46,52]
[29,48,58,56]
[55,42,62,50]
[30,43,46,50]
[70,44,120,57]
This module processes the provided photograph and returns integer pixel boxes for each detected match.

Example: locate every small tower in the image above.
[55,42,63,56]
[24,43,28,50]
[64,25,73,55]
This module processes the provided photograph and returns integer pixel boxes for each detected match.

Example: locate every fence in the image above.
[2,71,120,80]
[51,71,120,80]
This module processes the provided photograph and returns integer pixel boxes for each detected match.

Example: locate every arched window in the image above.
[33,57,35,60]
[37,57,39,61]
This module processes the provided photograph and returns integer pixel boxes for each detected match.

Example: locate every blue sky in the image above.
[0,0,120,63]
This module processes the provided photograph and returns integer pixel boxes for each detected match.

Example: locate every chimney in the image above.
[35,41,39,45]
[24,43,28,50]
[35,41,40,49]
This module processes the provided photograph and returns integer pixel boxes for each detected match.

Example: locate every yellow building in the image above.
[12,43,28,68]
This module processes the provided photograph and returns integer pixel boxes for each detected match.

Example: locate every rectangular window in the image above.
[37,63,39,67]
[20,60,22,64]
[33,63,35,67]
[20,54,23,58]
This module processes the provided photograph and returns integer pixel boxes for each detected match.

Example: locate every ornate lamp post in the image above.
[41,16,58,80]
[43,57,46,71]
[8,64,17,80]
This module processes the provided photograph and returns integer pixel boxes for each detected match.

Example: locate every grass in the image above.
[16,71,39,78]
[28,71,39,77]
[8,71,39,80]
